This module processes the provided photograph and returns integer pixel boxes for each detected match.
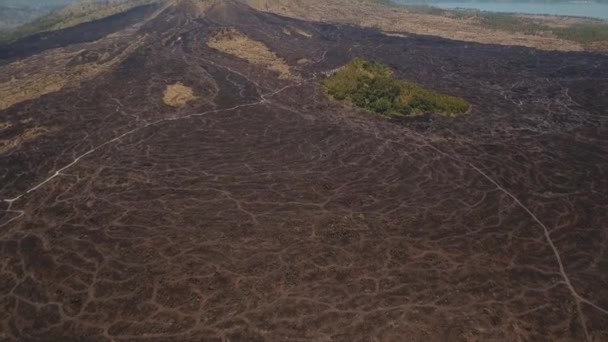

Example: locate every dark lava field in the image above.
[0,1,607,341]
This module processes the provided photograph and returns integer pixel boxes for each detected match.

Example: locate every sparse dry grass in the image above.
[247,0,589,52]
[0,75,65,111]
[0,126,56,154]
[207,29,295,79]
[0,35,146,111]
[0,122,12,131]
[0,0,159,44]
[162,82,198,107]
[174,0,221,17]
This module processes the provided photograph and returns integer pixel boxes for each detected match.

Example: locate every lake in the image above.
[396,1,608,21]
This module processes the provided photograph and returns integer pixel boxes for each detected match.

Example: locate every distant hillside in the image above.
[0,0,79,7]
[2,0,608,51]
[0,1,82,25]
[248,0,608,51]
[0,6,44,29]
[394,0,608,3]
[0,0,160,44]
[0,1,80,30]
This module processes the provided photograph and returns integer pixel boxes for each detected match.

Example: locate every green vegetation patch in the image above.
[477,13,608,43]
[553,23,608,43]
[322,58,470,117]
[478,13,545,35]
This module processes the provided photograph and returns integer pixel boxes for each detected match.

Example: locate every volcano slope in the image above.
[0,0,607,341]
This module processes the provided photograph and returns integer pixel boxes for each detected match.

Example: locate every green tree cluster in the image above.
[322,58,470,117]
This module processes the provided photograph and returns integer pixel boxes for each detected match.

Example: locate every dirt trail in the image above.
[0,1,607,341]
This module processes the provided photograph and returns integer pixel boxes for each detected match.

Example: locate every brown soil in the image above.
[0,0,607,341]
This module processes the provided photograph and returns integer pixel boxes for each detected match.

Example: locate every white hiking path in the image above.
[0,48,330,224]
[1,49,605,340]
[373,127,606,342]
[1,82,306,206]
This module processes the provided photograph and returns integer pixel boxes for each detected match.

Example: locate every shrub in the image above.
[322,58,470,117]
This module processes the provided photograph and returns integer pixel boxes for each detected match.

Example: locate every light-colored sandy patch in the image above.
[282,28,292,35]
[207,29,295,79]
[294,28,312,38]
[163,83,198,107]
[383,32,409,38]
[0,126,56,154]
[297,58,311,64]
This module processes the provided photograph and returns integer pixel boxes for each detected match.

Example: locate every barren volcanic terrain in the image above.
[0,0,607,341]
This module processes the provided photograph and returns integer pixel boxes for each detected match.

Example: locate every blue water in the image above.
[397,1,608,21]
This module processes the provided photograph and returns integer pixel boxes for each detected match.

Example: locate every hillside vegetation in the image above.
[323,58,470,118]
[0,6,51,30]
[247,0,608,51]
[406,6,608,45]
[398,0,608,3]
[0,0,158,44]
[479,13,608,44]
